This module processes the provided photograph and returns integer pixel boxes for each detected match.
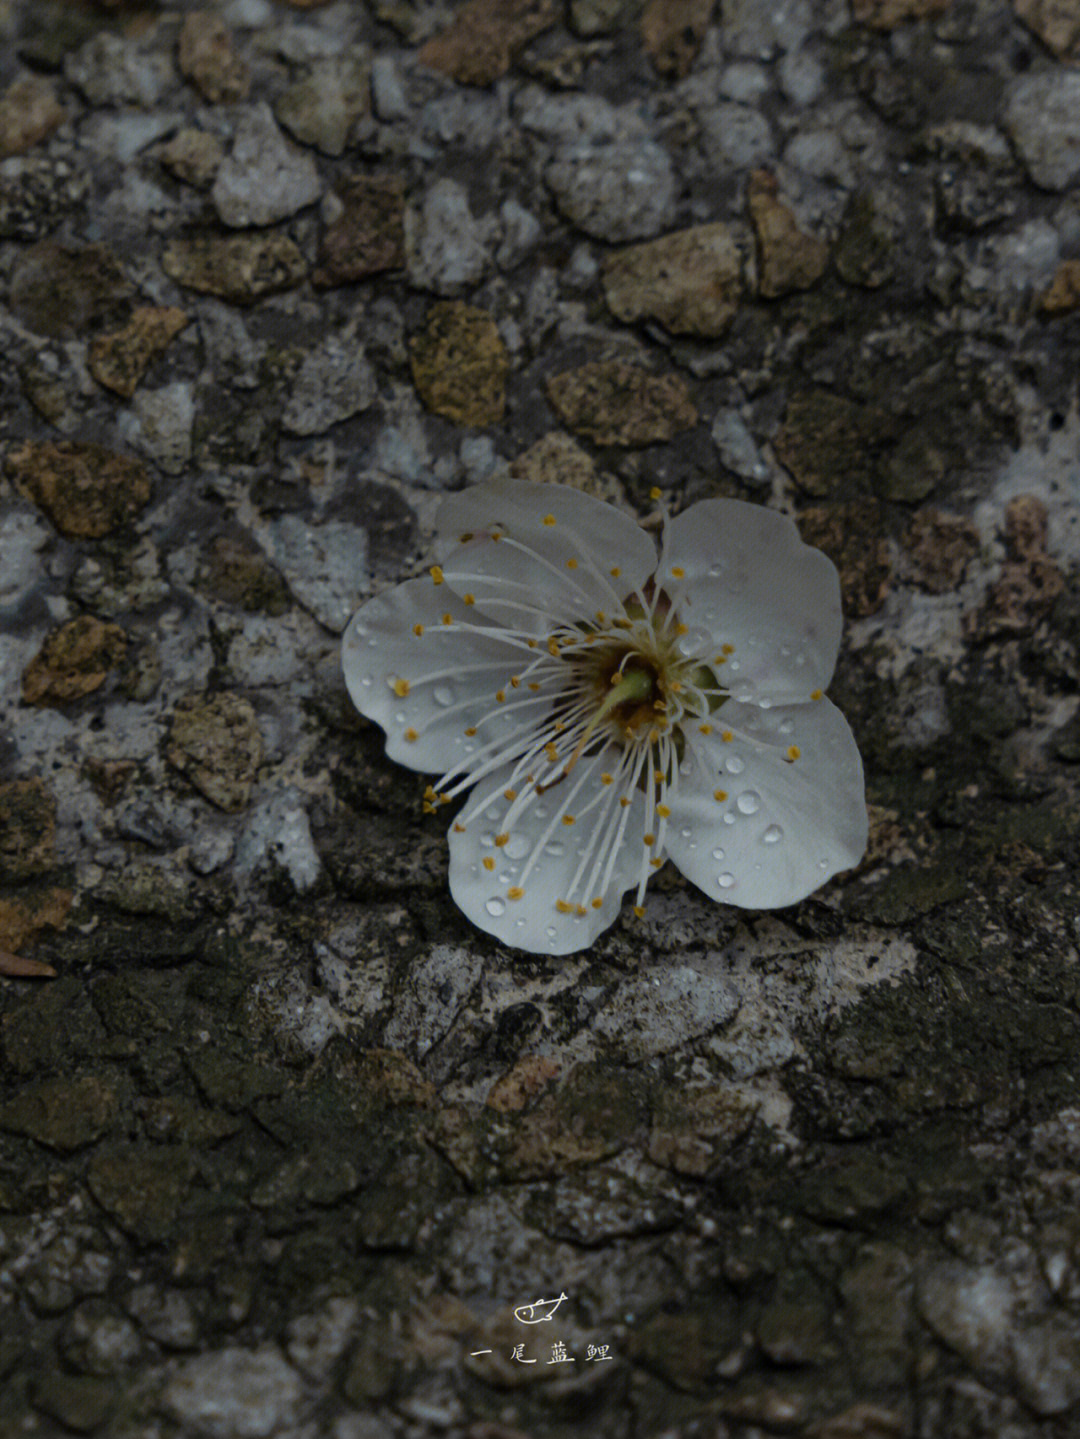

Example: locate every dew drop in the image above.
[676,625,713,657]
[535,805,548,819]
[711,847,725,860]
[505,833,530,860]
[367,636,378,647]
[544,840,565,857]
[818,857,830,870]
[546,926,558,939]
[725,755,745,774]
[485,897,506,917]
[707,561,723,578]
[433,683,455,707]
[680,760,694,776]
[723,812,735,825]
[393,710,405,724]
[515,918,526,928]
[737,790,760,815]
[360,675,373,688]
[480,833,494,848]
[679,826,693,840]
[778,718,794,735]
[717,872,735,888]
[763,824,783,844]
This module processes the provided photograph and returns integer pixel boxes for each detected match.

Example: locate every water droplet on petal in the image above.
[711,847,725,860]
[723,812,735,825]
[778,718,794,735]
[433,683,455,707]
[485,897,506,917]
[544,840,565,857]
[725,755,745,774]
[546,926,557,939]
[679,826,693,840]
[393,710,405,724]
[515,918,526,928]
[676,625,713,657]
[818,857,830,870]
[535,805,548,819]
[360,675,373,688]
[763,824,783,844]
[707,561,723,578]
[737,790,760,815]
[717,872,735,888]
[505,834,530,860]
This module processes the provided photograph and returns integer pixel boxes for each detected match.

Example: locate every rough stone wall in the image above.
[1,0,1079,1436]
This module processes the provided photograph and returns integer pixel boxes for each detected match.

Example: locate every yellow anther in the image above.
[510,676,521,688]
[699,723,713,735]
[483,856,495,871]
[591,897,603,909]
[633,904,645,918]
[657,804,671,819]
[596,611,606,624]
[649,486,661,501]
[413,623,424,636]
[454,822,466,833]
[610,566,621,578]
[424,785,437,800]
[722,643,735,654]
[811,688,823,701]
[495,833,509,847]
[714,655,727,666]
[463,593,475,605]
[423,803,435,814]
[543,514,556,526]
[458,532,473,543]
[671,566,685,579]
[650,857,662,868]
[648,727,660,744]
[548,638,561,656]
[714,789,727,802]
[404,728,418,742]
[555,899,574,914]
[507,886,524,901]
[619,796,631,808]
[675,622,688,636]
[442,613,453,625]
[431,566,444,585]
[671,681,682,693]
[527,638,537,648]
[392,678,410,697]
[575,904,587,916]
[465,727,478,737]
[653,769,665,784]
[495,690,506,703]
[554,720,566,732]
[722,730,734,743]
[503,788,518,801]
[566,558,578,570]
[643,833,656,846]
[529,682,541,692]
[787,745,801,761]
[601,773,613,785]
[562,814,575,826]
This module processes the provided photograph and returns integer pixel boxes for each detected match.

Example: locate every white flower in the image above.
[342,480,867,956]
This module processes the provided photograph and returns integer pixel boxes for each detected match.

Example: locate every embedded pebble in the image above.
[161,1347,302,1439]
[211,104,321,227]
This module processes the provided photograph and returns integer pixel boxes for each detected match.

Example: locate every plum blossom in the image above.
[342,481,867,955]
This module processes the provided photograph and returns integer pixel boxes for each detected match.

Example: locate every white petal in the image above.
[448,748,650,956]
[664,499,842,702]
[432,480,658,634]
[665,697,867,910]
[342,575,534,772]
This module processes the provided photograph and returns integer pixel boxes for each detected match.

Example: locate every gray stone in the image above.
[496,198,543,268]
[546,135,676,241]
[0,509,51,611]
[235,789,321,891]
[254,517,369,633]
[285,1298,359,1382]
[405,178,489,294]
[64,31,176,107]
[126,1285,199,1349]
[161,1346,302,1438]
[1012,1318,1080,1416]
[274,57,369,157]
[371,55,409,120]
[1006,70,1080,192]
[918,1262,1015,1374]
[282,334,376,436]
[120,383,195,475]
[712,410,770,484]
[699,102,775,169]
[381,943,484,1058]
[212,104,321,228]
[720,0,813,56]
[592,965,740,1058]
[778,48,825,105]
